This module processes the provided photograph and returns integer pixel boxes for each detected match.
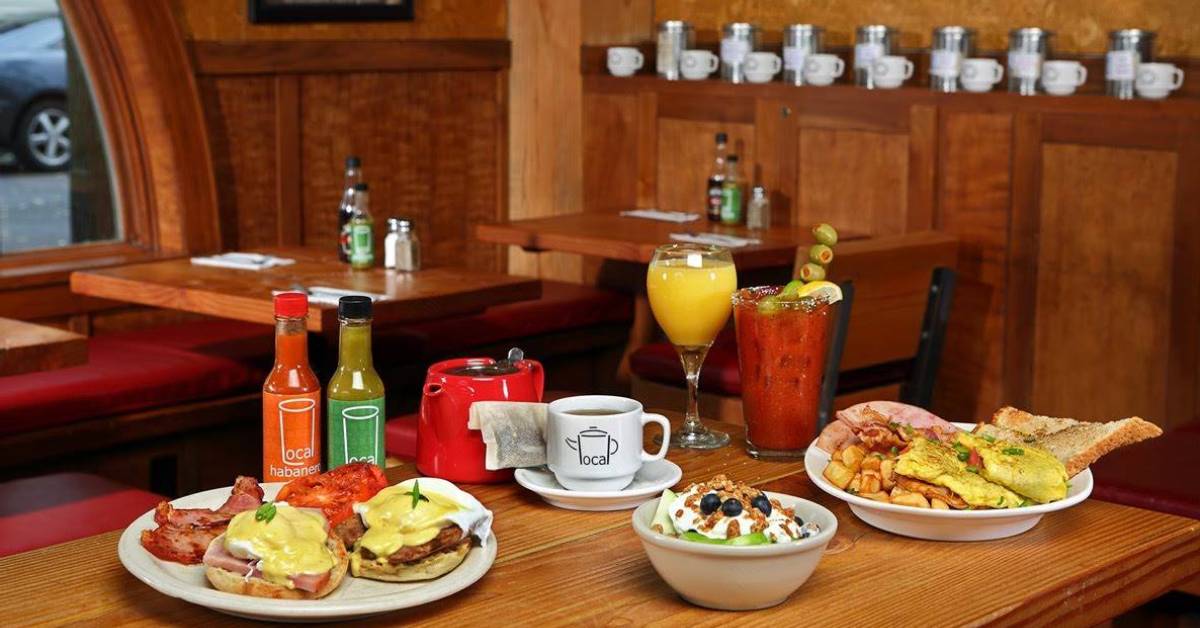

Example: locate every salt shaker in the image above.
[385,217,420,271]
[746,186,771,230]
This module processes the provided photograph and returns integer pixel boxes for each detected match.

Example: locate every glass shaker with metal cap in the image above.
[1008,28,1053,95]
[657,20,694,81]
[721,22,760,83]
[384,217,420,272]
[930,26,975,92]
[1107,29,1155,99]
[783,24,823,86]
[855,25,896,88]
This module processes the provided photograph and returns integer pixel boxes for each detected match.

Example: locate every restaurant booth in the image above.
[0,0,1197,624]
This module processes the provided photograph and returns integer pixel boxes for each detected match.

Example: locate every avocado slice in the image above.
[649,489,678,535]
[680,531,771,546]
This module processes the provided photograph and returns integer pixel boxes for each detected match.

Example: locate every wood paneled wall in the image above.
[176,0,510,272]
[653,0,1200,56]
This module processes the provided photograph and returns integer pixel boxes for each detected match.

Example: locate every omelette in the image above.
[895,438,1025,509]
[956,433,1068,503]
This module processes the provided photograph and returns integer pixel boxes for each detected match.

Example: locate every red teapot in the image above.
[417,348,544,483]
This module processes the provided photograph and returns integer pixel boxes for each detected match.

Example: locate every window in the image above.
[0,1,118,255]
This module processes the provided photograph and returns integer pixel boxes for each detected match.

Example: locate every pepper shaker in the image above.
[384,218,420,272]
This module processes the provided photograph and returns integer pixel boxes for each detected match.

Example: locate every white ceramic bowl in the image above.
[804,422,1094,541]
[631,492,836,611]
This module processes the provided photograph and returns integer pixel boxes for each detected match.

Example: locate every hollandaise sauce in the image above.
[224,506,334,588]
[354,486,460,558]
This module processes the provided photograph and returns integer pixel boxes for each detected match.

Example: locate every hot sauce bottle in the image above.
[262,292,322,481]
[327,296,385,469]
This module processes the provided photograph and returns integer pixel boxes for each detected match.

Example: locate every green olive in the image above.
[756,296,783,314]
[780,279,805,297]
[799,263,825,282]
[812,223,839,247]
[809,244,834,265]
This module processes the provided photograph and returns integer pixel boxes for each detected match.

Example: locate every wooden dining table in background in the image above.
[68,247,542,333]
[2,414,1196,626]
[0,317,88,376]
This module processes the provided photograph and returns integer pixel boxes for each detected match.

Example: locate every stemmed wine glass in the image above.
[645,243,737,449]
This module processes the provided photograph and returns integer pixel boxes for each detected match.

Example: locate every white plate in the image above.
[514,459,682,511]
[117,482,496,622]
[804,422,1093,541]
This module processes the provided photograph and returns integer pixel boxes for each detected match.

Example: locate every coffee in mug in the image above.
[545,395,670,492]
[607,47,644,77]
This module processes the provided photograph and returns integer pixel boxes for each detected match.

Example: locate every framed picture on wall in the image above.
[248,0,414,23]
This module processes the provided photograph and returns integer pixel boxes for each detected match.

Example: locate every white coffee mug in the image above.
[960,58,1004,92]
[1136,62,1185,100]
[1041,60,1087,96]
[870,55,914,89]
[743,52,782,83]
[607,47,644,77]
[680,49,719,80]
[802,53,845,87]
[545,395,670,492]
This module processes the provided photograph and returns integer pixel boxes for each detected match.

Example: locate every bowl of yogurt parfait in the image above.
[631,475,837,610]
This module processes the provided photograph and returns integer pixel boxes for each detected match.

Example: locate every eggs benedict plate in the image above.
[117,479,497,622]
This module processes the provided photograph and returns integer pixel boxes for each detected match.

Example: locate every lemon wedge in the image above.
[796,280,843,304]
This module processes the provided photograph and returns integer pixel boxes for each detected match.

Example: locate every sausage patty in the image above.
[357,524,465,565]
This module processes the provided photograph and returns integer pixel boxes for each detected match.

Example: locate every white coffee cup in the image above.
[870,55,914,89]
[545,395,670,492]
[1041,60,1087,96]
[680,49,719,80]
[743,52,782,83]
[960,58,1004,92]
[1136,62,1184,100]
[802,53,845,87]
[607,47,644,77]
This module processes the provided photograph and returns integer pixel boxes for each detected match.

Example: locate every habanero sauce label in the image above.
[263,392,322,481]
[327,397,385,469]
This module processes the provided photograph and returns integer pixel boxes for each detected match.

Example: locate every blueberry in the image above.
[751,494,772,516]
[721,498,743,517]
[699,493,721,515]
[794,516,805,526]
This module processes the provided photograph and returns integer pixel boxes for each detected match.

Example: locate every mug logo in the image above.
[565,426,619,466]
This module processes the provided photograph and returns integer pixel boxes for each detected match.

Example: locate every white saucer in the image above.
[514,459,682,511]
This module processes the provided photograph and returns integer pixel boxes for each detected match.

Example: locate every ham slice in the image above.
[815,402,959,453]
[203,536,331,593]
[836,401,956,432]
[140,476,264,565]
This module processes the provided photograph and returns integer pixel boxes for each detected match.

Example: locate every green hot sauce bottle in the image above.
[348,182,375,270]
[327,296,385,469]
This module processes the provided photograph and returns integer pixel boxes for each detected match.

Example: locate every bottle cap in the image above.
[716,132,728,143]
[354,182,369,191]
[346,155,361,168]
[727,155,739,162]
[752,186,767,199]
[387,217,412,232]
[274,292,308,318]
[338,295,373,319]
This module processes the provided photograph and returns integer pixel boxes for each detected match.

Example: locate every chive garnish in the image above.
[1002,447,1024,456]
[255,502,277,523]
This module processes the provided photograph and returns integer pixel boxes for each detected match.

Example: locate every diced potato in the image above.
[880,459,896,490]
[859,470,882,494]
[841,445,867,472]
[860,491,891,503]
[823,460,855,489]
[930,498,950,510]
[889,486,907,498]
[847,474,862,494]
[860,455,882,472]
[892,492,931,509]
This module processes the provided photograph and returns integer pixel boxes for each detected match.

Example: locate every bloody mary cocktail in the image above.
[733,286,835,458]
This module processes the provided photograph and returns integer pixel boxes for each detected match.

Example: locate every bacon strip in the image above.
[140,476,264,565]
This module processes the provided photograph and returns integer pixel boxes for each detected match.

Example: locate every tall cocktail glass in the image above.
[733,286,836,458]
[646,244,737,449]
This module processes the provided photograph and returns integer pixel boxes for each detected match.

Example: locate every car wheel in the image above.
[15,99,71,172]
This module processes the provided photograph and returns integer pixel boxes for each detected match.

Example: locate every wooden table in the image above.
[0,317,87,376]
[2,415,1197,626]
[476,213,866,270]
[68,247,541,332]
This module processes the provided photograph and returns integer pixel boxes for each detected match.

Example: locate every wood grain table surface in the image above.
[67,247,542,333]
[0,317,87,376]
[2,415,1197,627]
[476,213,866,270]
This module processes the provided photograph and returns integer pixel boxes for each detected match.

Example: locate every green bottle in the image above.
[720,154,743,225]
[348,182,374,270]
[327,296,385,469]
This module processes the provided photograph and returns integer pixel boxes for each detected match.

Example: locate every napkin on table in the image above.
[668,232,762,248]
[620,209,701,223]
[190,252,295,271]
[468,401,549,470]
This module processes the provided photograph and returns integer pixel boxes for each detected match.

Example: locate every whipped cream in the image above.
[668,481,811,543]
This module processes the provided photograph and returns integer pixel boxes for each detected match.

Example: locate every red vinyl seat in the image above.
[0,334,262,437]
[386,414,419,460]
[629,327,743,395]
[1090,421,1200,520]
[0,473,164,557]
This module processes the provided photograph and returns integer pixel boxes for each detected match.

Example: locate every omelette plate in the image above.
[804,423,1093,541]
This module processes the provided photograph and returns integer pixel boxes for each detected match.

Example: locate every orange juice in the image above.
[646,256,737,347]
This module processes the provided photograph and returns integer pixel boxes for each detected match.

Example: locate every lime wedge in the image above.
[796,280,843,304]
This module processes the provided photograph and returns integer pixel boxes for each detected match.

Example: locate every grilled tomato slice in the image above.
[276,463,389,526]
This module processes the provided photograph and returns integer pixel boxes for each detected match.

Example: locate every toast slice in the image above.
[976,407,1162,477]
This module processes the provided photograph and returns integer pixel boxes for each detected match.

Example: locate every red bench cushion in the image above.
[1090,422,1200,520]
[630,328,742,395]
[0,473,164,556]
[386,415,419,460]
[0,335,260,437]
